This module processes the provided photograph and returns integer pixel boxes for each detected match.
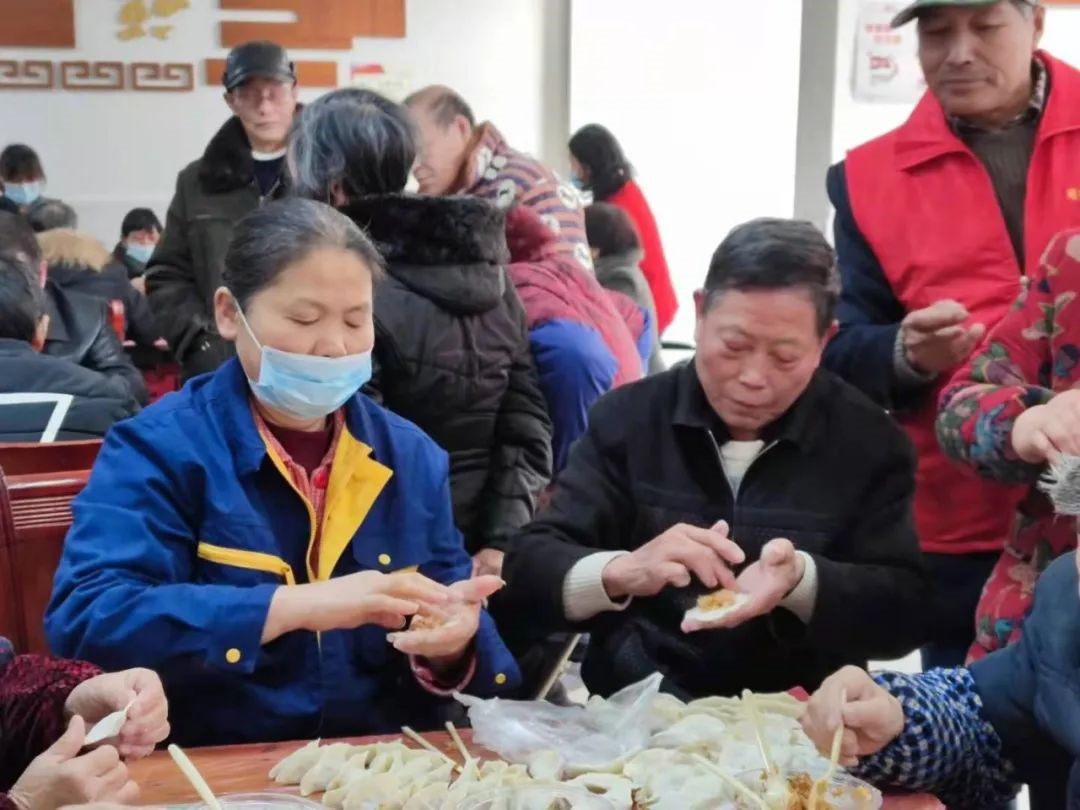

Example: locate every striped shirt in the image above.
[459,122,594,272]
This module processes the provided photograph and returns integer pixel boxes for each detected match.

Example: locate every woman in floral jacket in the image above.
[937,228,1080,662]
[0,638,169,810]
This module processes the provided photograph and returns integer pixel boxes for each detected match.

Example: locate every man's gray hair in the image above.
[26,198,77,233]
[0,253,46,342]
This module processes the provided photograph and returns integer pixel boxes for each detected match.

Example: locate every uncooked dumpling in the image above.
[650,714,728,751]
[269,739,321,785]
[526,749,564,782]
[340,772,402,810]
[325,748,376,792]
[298,742,355,796]
[567,773,636,809]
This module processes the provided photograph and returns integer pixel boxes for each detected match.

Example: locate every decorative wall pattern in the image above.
[0,60,195,92]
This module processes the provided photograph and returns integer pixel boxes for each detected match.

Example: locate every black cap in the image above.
[223,41,296,91]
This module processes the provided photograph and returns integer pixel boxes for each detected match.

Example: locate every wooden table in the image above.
[129,733,944,808]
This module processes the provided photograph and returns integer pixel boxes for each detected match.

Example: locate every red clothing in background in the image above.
[607,179,678,334]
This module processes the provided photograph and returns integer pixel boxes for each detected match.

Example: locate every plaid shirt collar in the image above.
[950,57,1048,135]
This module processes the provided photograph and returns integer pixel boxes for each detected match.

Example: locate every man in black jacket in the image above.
[0,254,139,441]
[501,218,929,699]
[147,41,297,381]
[0,212,147,404]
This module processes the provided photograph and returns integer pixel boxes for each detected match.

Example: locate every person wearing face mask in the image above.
[288,89,552,578]
[44,198,520,747]
[0,144,46,212]
[147,41,299,383]
[822,0,1080,670]
[569,125,677,336]
[112,208,162,283]
[500,218,929,701]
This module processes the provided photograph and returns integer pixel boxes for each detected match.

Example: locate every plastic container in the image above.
[184,793,324,810]
[456,784,617,809]
[735,770,883,810]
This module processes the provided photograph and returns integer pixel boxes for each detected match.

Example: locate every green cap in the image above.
[891,0,1023,28]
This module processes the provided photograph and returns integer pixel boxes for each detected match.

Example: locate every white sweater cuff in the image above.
[563,551,633,622]
[779,551,818,623]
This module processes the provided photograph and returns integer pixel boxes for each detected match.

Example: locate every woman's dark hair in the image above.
[224,198,385,309]
[568,124,633,201]
[289,88,416,203]
[584,203,641,258]
[704,218,839,335]
[0,144,45,183]
[121,207,163,238]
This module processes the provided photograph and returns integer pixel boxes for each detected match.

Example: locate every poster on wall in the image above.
[851,0,926,103]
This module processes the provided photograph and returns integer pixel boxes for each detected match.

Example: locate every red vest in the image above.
[845,52,1080,555]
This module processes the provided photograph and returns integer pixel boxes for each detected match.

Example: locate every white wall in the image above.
[0,0,561,246]
[569,0,805,344]
[831,0,1080,161]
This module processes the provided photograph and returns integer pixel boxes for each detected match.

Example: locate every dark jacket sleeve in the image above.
[122,283,160,349]
[780,416,929,659]
[501,390,635,632]
[82,304,148,404]
[479,284,554,551]
[822,162,922,410]
[0,654,100,791]
[146,170,213,363]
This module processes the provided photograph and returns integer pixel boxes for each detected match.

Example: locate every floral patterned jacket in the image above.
[0,637,101,798]
[937,229,1080,661]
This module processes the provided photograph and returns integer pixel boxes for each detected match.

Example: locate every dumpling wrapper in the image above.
[326,749,376,791]
[401,781,449,809]
[269,739,321,784]
[83,699,135,746]
[567,773,637,809]
[298,742,355,796]
[650,714,729,752]
[526,749,564,782]
[683,591,751,627]
[340,772,402,810]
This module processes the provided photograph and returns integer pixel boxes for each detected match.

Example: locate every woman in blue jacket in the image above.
[45,197,520,746]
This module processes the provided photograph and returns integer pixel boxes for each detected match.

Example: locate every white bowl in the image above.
[185,792,323,810]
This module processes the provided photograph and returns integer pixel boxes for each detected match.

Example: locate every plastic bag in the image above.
[455,673,663,772]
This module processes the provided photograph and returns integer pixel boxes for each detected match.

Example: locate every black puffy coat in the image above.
[0,339,139,441]
[146,116,290,381]
[39,229,160,349]
[343,194,553,554]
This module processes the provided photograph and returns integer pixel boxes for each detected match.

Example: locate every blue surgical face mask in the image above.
[570,175,586,191]
[125,242,154,265]
[234,297,372,420]
[4,181,42,206]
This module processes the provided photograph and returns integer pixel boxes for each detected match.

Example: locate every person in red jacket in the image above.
[821,0,1080,669]
[0,637,170,810]
[569,125,678,335]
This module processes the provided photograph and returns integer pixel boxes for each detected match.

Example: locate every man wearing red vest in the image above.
[823,0,1080,668]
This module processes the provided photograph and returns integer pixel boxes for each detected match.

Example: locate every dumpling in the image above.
[299,742,355,796]
[269,739,322,785]
[401,781,449,809]
[526,749,564,782]
[647,693,687,732]
[567,773,636,809]
[650,714,728,752]
[325,748,376,792]
[340,772,403,810]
